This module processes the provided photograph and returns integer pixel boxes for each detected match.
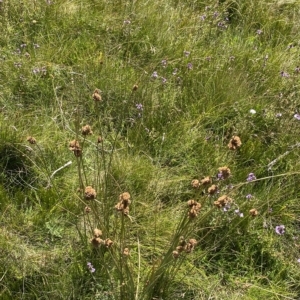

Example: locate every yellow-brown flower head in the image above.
[82,125,93,136]
[91,237,104,247]
[84,206,91,213]
[84,186,97,200]
[187,199,202,218]
[93,228,102,237]
[105,238,113,248]
[69,140,82,157]
[97,136,103,143]
[208,184,218,195]
[132,84,138,91]
[214,195,232,208]
[228,136,242,150]
[27,136,36,144]
[115,192,131,215]
[92,89,102,102]
[191,179,200,188]
[172,250,180,259]
[123,248,130,256]
[249,208,258,217]
[218,166,231,180]
[201,176,212,187]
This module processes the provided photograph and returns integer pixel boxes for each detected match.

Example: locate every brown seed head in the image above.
[119,192,131,202]
[123,248,130,256]
[249,208,258,217]
[93,228,102,237]
[69,140,82,157]
[91,237,104,247]
[208,184,218,195]
[214,195,232,208]
[84,206,91,213]
[84,186,97,200]
[191,179,200,188]
[189,239,198,247]
[92,89,102,101]
[218,166,231,179]
[228,136,242,150]
[105,238,113,248]
[82,125,93,136]
[201,176,211,186]
[27,136,36,144]
[172,250,180,259]
[132,84,138,91]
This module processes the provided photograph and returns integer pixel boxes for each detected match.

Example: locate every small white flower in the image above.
[249,109,256,114]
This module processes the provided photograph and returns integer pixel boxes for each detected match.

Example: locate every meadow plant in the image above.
[2,0,300,299]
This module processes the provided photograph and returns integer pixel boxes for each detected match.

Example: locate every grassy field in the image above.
[1,0,300,299]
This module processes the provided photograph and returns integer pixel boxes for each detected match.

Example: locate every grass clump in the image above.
[1,0,300,299]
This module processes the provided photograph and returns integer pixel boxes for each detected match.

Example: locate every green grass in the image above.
[1,0,300,299]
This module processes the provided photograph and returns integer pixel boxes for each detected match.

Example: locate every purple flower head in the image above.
[234,209,244,217]
[135,103,143,111]
[294,113,300,120]
[172,68,178,75]
[256,29,263,35]
[184,50,190,57]
[276,113,282,118]
[187,62,193,70]
[33,43,40,49]
[151,71,158,79]
[200,15,206,21]
[280,71,289,77]
[161,59,167,67]
[87,262,95,273]
[223,203,231,212]
[275,225,285,235]
[161,77,167,84]
[123,20,131,25]
[246,194,253,199]
[247,173,256,182]
[20,43,27,48]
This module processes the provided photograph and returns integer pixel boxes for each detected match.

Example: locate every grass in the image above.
[1,0,300,299]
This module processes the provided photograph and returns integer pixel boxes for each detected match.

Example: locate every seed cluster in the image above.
[172,237,198,258]
[115,192,131,215]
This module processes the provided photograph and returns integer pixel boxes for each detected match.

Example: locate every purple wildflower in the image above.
[151,71,158,79]
[276,113,282,118]
[187,62,193,70]
[223,203,231,212]
[135,103,143,111]
[123,20,131,25]
[246,173,256,182]
[280,71,289,77]
[184,51,191,57]
[275,225,285,235]
[20,43,27,48]
[246,194,253,199]
[294,114,300,120]
[234,209,244,217]
[200,15,206,21]
[33,43,40,49]
[172,68,178,75]
[256,29,263,35]
[161,77,167,84]
[87,262,95,273]
[161,59,167,67]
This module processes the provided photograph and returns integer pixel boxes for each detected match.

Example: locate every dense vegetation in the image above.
[1,0,300,299]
